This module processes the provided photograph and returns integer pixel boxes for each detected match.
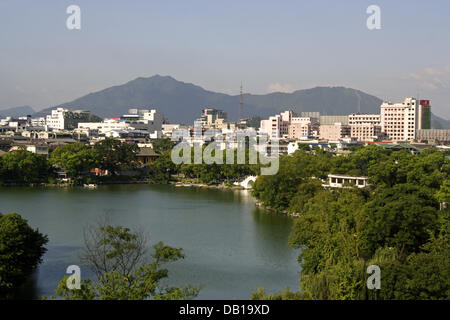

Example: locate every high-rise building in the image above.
[417,100,431,130]
[380,97,430,142]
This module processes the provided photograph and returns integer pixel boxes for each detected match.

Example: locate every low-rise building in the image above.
[136,147,159,164]
[416,129,450,143]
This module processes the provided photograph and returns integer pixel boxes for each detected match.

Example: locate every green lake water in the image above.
[0,184,300,299]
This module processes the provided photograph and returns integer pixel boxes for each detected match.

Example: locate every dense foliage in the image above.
[50,142,99,180]
[252,145,450,300]
[0,213,48,298]
[93,138,139,175]
[0,139,142,184]
[0,148,51,184]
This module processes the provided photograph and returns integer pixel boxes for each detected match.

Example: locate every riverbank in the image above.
[171,181,245,190]
[254,201,301,218]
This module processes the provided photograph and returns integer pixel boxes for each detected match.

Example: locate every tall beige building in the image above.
[348,114,381,141]
[288,122,311,139]
[319,122,351,141]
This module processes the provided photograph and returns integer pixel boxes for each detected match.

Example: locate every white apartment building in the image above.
[122,109,164,134]
[46,108,91,131]
[380,98,428,142]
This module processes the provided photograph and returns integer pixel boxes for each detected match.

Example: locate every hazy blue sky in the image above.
[1,0,449,118]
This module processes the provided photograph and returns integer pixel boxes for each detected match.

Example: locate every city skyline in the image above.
[1,0,450,118]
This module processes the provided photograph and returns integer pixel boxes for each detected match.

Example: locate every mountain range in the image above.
[2,75,449,128]
[0,105,35,119]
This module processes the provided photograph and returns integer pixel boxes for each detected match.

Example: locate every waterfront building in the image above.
[324,174,369,188]
[136,147,159,164]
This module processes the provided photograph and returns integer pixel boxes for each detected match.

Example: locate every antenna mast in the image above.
[238,83,243,122]
[355,90,361,114]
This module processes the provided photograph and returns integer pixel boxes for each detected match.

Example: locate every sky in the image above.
[0,0,449,118]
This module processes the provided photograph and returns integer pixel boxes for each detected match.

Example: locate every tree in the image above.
[152,138,175,154]
[436,180,450,205]
[0,149,51,184]
[55,219,200,300]
[50,143,99,180]
[363,184,440,256]
[0,213,48,298]
[94,138,139,175]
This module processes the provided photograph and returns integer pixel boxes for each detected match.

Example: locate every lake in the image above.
[0,184,300,299]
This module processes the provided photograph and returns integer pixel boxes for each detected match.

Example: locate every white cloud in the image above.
[404,66,450,91]
[267,82,297,93]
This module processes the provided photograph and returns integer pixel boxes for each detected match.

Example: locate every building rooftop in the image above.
[137,147,159,157]
[328,174,368,179]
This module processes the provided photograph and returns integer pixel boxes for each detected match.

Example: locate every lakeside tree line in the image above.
[0,138,140,185]
[251,145,450,300]
[0,138,264,185]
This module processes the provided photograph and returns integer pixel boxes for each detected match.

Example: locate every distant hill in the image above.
[432,114,450,129]
[0,105,35,118]
[33,75,449,128]
[36,75,382,123]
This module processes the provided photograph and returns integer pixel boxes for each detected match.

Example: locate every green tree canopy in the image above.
[0,213,48,298]
[50,143,99,179]
[0,149,51,184]
[94,138,139,175]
